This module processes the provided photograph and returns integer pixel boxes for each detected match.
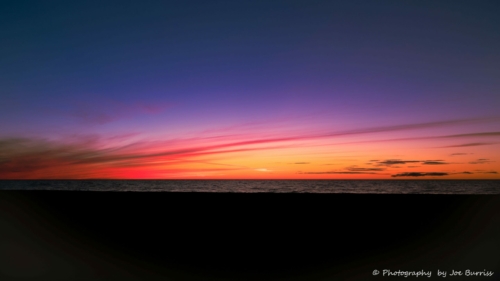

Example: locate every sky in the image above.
[1,0,499,179]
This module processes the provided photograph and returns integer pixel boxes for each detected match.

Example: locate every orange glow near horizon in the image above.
[1,120,499,180]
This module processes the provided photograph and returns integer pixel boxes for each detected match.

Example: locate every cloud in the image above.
[470,170,499,174]
[218,117,500,149]
[299,171,380,175]
[0,138,109,178]
[198,117,500,151]
[298,165,386,175]
[438,132,500,138]
[345,167,385,172]
[376,159,420,166]
[469,159,494,164]
[1,116,499,178]
[421,161,449,165]
[0,136,268,178]
[315,117,499,140]
[325,129,500,148]
[8,117,485,170]
[95,117,500,157]
[0,133,299,176]
[440,142,495,148]
[369,159,452,167]
[391,172,449,177]
[450,153,469,156]
[291,162,310,164]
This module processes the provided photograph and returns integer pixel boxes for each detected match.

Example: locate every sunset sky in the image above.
[1,0,499,179]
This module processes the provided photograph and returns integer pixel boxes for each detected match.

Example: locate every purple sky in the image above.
[1,1,500,179]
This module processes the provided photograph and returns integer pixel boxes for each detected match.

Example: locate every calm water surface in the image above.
[1,180,499,194]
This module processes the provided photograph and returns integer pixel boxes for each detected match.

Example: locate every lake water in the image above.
[1,180,499,194]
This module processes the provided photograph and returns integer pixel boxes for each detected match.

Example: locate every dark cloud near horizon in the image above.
[421,161,449,165]
[299,166,385,175]
[0,137,107,176]
[375,159,421,166]
[470,170,497,174]
[372,159,453,166]
[0,136,280,177]
[299,171,380,175]
[469,159,494,164]
[0,158,49,173]
[346,167,385,172]
[450,153,469,156]
[291,162,310,164]
[391,172,449,177]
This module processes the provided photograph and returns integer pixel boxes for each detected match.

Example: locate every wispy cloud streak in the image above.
[440,142,496,148]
